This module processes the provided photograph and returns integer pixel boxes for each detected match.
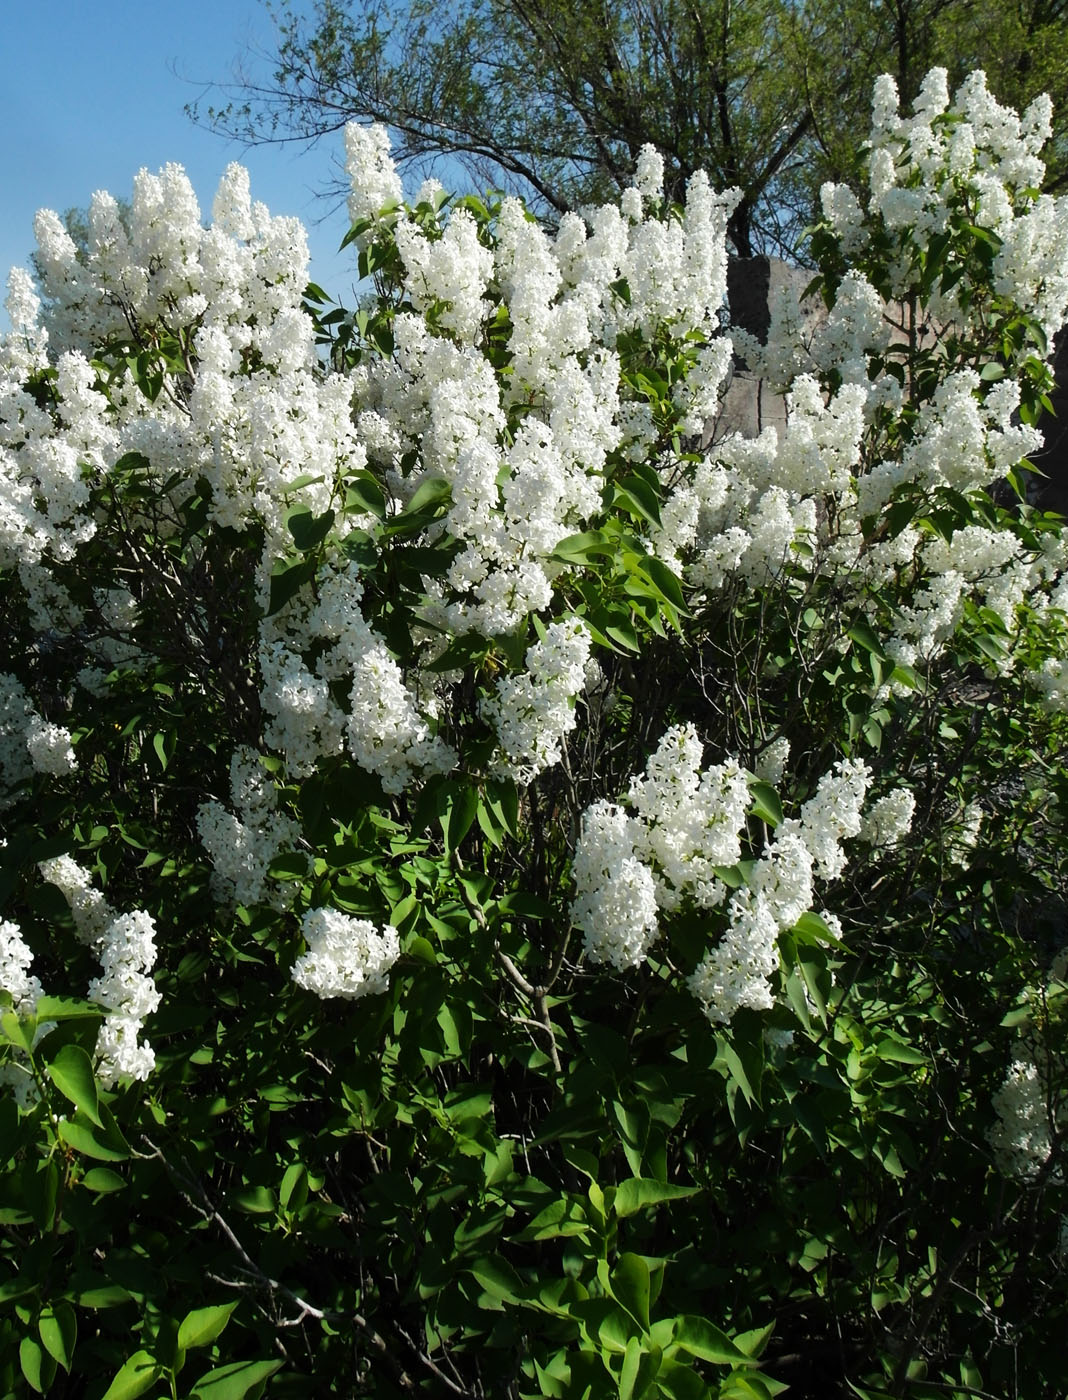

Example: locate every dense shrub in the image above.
[1,68,1067,1399]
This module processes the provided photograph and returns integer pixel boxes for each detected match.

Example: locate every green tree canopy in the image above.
[197,0,1068,259]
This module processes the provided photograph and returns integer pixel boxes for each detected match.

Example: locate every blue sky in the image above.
[0,1,375,327]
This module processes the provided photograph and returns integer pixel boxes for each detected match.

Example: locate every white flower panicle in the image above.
[626,724,750,911]
[0,673,77,803]
[0,919,43,1015]
[989,1057,1056,1180]
[87,910,161,1086]
[484,618,592,783]
[345,123,404,226]
[37,856,159,1084]
[197,746,302,909]
[989,948,1067,1180]
[39,854,114,944]
[794,759,871,881]
[859,790,916,848]
[574,737,877,1025]
[291,908,400,1000]
[570,801,659,971]
[688,762,870,1024]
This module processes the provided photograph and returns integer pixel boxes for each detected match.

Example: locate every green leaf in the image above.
[81,1167,126,1194]
[268,556,316,615]
[847,617,887,657]
[672,1315,750,1366]
[748,780,783,828]
[656,1355,706,1400]
[720,1028,763,1108]
[598,1305,641,1354]
[792,911,844,948]
[619,1335,643,1400]
[497,891,552,920]
[189,1358,283,1400]
[345,473,387,518]
[641,554,687,612]
[19,1336,55,1394]
[517,1196,590,1241]
[1,1010,35,1054]
[46,1044,102,1127]
[231,1185,276,1215]
[266,851,309,881]
[614,1178,699,1217]
[437,781,478,855]
[178,1302,238,1352]
[874,1037,926,1065]
[403,476,452,516]
[75,1283,133,1309]
[100,1349,159,1400]
[551,530,616,564]
[469,1255,524,1305]
[59,1116,129,1162]
[287,505,336,553]
[279,1163,309,1212]
[33,996,102,1022]
[610,1253,650,1331]
[38,1301,76,1372]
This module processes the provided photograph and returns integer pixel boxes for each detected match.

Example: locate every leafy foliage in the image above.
[1,71,1068,1400]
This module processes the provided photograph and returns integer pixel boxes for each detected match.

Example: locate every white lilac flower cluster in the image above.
[570,724,752,973]
[347,131,737,651]
[482,618,592,782]
[989,1057,1056,1180]
[36,856,160,1085]
[858,789,916,849]
[572,733,878,1025]
[820,69,1062,335]
[0,671,76,804]
[291,907,400,1000]
[258,561,456,795]
[197,746,302,909]
[687,761,867,1024]
[670,70,1068,699]
[0,917,43,1014]
[0,919,47,1106]
[988,947,1067,1181]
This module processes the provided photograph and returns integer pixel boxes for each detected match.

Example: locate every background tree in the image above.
[198,0,1068,261]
